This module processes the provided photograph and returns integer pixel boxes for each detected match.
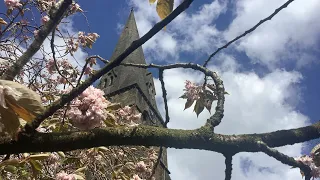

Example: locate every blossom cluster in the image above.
[56,172,76,180]
[36,0,56,12]
[46,58,73,74]
[4,0,22,10]
[183,80,203,101]
[41,15,50,24]
[67,86,110,130]
[78,31,99,48]
[295,155,320,179]
[116,105,142,126]
[70,2,83,14]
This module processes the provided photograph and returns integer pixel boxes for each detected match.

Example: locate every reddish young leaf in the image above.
[184,99,194,110]
[194,99,204,117]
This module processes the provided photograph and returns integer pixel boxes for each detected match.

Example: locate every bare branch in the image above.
[224,154,232,180]
[159,69,169,127]
[202,0,295,67]
[256,141,311,180]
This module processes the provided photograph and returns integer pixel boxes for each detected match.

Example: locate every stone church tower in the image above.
[98,10,171,180]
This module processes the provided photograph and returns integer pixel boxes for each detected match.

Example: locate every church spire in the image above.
[99,10,156,110]
[98,10,170,179]
[109,9,146,64]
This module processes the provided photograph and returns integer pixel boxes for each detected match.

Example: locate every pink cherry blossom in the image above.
[135,161,147,172]
[84,66,92,75]
[67,86,110,130]
[116,105,142,125]
[70,3,83,14]
[183,80,202,101]
[41,15,50,24]
[56,172,76,180]
[67,38,78,53]
[4,0,22,10]
[131,174,142,180]
[295,155,320,179]
[33,30,39,37]
[77,31,99,48]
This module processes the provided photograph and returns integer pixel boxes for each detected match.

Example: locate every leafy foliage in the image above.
[180,81,227,117]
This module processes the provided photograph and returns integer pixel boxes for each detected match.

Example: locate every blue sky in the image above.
[70,0,320,179]
[1,0,320,179]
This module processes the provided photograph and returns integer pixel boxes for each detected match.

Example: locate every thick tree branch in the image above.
[1,0,72,80]
[1,121,320,155]
[23,0,195,133]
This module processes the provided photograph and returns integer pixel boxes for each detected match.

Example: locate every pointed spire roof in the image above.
[109,9,146,64]
[100,10,153,103]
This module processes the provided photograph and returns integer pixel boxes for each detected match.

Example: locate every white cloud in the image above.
[128,0,227,62]
[154,57,308,179]
[224,0,320,68]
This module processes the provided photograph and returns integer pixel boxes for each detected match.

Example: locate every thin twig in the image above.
[256,141,312,180]
[159,69,169,127]
[50,29,73,87]
[224,154,232,180]
[203,0,295,67]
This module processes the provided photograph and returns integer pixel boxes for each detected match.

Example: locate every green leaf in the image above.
[184,99,194,110]
[73,174,85,180]
[3,165,17,173]
[149,0,156,4]
[29,160,42,178]
[104,116,116,127]
[29,160,42,171]
[57,151,66,158]
[0,158,20,167]
[97,146,109,153]
[74,166,87,173]
[194,99,204,117]
[106,103,121,111]
[29,153,50,161]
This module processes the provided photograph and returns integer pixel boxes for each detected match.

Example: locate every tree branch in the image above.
[224,154,232,180]
[1,121,320,155]
[159,69,169,127]
[256,141,311,180]
[202,0,295,67]
[1,0,73,80]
